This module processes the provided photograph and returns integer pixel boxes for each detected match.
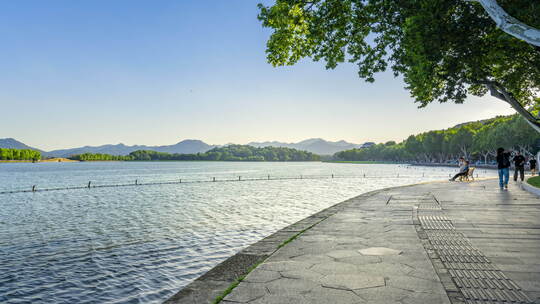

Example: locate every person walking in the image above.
[529,157,537,176]
[513,151,526,182]
[496,148,511,190]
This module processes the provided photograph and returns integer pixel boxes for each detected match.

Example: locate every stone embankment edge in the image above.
[522,178,540,197]
[164,179,474,304]
[163,183,425,304]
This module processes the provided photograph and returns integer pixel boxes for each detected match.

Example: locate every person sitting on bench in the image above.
[449,160,469,181]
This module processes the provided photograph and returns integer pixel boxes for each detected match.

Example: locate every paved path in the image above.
[219,179,540,304]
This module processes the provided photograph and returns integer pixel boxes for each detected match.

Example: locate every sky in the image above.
[0,1,515,151]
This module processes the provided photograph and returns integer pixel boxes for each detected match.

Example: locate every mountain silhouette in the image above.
[1,138,373,157]
[248,138,368,155]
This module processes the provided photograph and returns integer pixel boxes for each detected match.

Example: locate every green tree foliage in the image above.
[450,127,475,160]
[69,153,133,161]
[335,115,540,163]
[0,148,41,161]
[69,145,320,162]
[258,1,540,128]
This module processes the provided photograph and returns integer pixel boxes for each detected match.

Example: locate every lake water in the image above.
[0,162,496,303]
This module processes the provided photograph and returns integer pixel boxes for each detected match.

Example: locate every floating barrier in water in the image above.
[0,173,490,195]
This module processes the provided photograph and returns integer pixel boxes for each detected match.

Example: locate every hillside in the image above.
[0,138,43,152]
[334,114,539,163]
[69,145,320,162]
[248,138,370,155]
[37,140,215,157]
[0,138,369,156]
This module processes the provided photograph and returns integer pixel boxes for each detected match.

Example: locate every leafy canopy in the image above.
[258,0,540,108]
[335,114,540,162]
[0,148,41,161]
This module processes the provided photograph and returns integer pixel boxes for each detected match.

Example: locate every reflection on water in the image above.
[0,162,495,303]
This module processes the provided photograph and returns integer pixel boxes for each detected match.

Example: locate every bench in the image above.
[459,167,475,182]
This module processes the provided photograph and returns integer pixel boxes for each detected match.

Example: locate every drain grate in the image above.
[419,203,442,210]
[389,194,432,205]
[416,199,533,304]
[419,215,454,230]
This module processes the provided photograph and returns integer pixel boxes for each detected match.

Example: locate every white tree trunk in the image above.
[482,151,490,164]
[518,145,533,157]
[460,146,469,160]
[472,0,540,47]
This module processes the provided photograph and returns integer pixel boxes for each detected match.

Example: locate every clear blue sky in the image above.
[0,0,514,151]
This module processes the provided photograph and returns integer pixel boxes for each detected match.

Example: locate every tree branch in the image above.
[469,0,540,47]
[482,81,540,133]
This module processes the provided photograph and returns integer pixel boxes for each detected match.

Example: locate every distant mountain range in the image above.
[248,138,374,155]
[0,138,44,152]
[0,138,375,157]
[0,138,216,158]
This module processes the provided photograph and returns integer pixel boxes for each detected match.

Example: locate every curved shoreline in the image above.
[163,183,422,304]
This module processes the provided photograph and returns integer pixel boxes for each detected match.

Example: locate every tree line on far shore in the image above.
[69,153,132,161]
[5,114,536,164]
[0,148,41,161]
[335,115,539,163]
[69,145,321,162]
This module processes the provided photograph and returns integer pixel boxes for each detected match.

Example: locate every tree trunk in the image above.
[438,153,445,164]
[471,0,540,47]
[460,146,469,160]
[482,151,490,164]
[518,145,533,157]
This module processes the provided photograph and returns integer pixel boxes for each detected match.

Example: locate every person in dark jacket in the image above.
[496,147,511,190]
[530,158,537,176]
[513,152,526,182]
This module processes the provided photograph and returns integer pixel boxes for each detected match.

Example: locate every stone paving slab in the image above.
[165,189,361,304]
[221,187,449,304]
[168,179,540,304]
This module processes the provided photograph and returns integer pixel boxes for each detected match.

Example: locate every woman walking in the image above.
[496,148,511,190]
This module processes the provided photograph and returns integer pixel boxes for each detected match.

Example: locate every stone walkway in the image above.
[219,179,540,304]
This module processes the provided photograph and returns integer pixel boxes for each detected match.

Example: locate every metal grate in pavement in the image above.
[389,194,433,205]
[416,197,534,304]
[418,215,454,230]
[419,203,442,210]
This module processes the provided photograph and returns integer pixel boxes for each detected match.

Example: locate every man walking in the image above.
[513,152,526,182]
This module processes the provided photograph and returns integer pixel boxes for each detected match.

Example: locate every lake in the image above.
[0,161,495,303]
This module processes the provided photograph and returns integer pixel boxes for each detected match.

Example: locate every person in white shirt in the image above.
[450,160,469,181]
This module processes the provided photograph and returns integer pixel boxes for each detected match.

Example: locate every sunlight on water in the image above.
[0,162,496,303]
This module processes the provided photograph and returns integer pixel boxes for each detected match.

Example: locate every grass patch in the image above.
[212,217,329,303]
[278,222,318,249]
[212,261,263,304]
[528,176,540,188]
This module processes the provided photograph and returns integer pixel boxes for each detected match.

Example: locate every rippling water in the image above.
[0,162,495,303]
